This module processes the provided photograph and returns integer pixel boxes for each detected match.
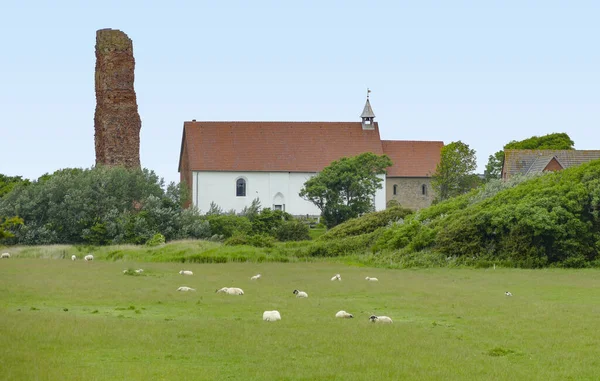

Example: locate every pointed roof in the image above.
[502,149,600,179]
[361,99,376,119]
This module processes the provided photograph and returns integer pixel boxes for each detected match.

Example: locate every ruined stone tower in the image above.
[94,28,141,168]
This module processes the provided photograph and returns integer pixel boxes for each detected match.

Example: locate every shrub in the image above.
[247,234,276,248]
[321,206,413,241]
[275,220,310,241]
[206,214,252,238]
[146,233,166,247]
[224,234,249,246]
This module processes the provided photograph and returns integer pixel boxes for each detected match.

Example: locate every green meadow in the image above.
[1,257,600,380]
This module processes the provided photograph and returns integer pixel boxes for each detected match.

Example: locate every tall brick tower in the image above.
[94,28,141,168]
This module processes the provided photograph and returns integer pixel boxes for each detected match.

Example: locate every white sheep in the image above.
[293,289,308,298]
[263,310,281,322]
[177,286,196,292]
[369,315,393,324]
[135,269,144,273]
[251,274,261,280]
[1,252,11,259]
[216,287,244,295]
[330,274,341,281]
[71,255,76,261]
[179,270,193,276]
[335,310,353,318]
[505,291,513,296]
[365,277,379,282]
[84,254,94,261]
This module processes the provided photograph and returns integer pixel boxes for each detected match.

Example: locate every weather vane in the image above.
[367,88,371,99]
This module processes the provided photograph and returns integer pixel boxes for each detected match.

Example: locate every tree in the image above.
[484,133,575,181]
[299,152,392,228]
[0,174,29,198]
[431,141,477,201]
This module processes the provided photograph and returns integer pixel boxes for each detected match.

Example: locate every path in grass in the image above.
[1,259,600,380]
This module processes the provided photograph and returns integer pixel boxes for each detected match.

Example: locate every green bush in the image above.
[275,220,310,241]
[146,233,166,247]
[321,206,413,241]
[224,234,249,246]
[247,234,276,248]
[206,214,252,238]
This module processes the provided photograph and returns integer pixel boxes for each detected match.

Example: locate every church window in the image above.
[236,178,246,197]
[421,184,427,196]
[393,184,398,195]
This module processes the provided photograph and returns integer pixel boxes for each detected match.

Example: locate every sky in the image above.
[1,0,598,186]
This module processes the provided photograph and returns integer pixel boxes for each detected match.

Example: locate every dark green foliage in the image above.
[0,166,210,245]
[206,214,252,238]
[275,219,310,242]
[0,216,23,241]
[299,152,393,228]
[0,174,30,198]
[250,208,291,235]
[375,159,600,267]
[319,206,413,241]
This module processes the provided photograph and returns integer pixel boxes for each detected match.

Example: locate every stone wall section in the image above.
[386,177,435,210]
[94,28,141,168]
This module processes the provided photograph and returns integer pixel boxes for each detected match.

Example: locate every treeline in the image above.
[0,166,309,246]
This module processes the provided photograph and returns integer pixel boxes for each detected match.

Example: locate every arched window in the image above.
[393,184,398,195]
[421,184,427,196]
[236,178,246,197]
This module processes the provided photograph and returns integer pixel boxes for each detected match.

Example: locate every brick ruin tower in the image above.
[94,28,141,168]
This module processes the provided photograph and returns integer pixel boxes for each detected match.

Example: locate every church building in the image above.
[178,96,443,215]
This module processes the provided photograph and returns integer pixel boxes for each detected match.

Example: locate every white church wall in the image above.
[192,171,386,216]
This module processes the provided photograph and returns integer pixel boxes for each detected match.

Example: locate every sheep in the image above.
[135,269,144,273]
[365,277,379,282]
[177,286,196,292]
[369,315,393,324]
[179,270,193,276]
[1,252,11,259]
[84,254,94,261]
[505,291,513,296]
[71,255,76,261]
[263,310,281,322]
[335,310,353,318]
[216,287,244,295]
[330,274,341,281]
[250,274,261,280]
[293,289,308,298]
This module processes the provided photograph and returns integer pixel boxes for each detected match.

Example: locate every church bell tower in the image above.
[361,88,376,130]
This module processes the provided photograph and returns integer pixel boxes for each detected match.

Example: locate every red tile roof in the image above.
[382,140,443,177]
[179,121,385,173]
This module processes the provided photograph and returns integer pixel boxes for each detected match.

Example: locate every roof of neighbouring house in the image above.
[503,149,600,178]
[179,121,385,173]
[382,140,444,177]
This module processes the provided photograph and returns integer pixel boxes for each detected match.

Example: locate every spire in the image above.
[361,88,375,129]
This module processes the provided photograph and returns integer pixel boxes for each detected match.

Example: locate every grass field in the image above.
[1,258,600,380]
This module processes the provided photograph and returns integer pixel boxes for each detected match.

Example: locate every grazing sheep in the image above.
[263,310,281,322]
[135,269,144,273]
[365,277,379,282]
[179,270,193,276]
[505,291,513,296]
[71,255,76,261]
[1,252,11,259]
[251,274,261,280]
[84,254,94,261]
[335,310,353,318]
[216,287,244,295]
[369,315,393,324]
[177,286,196,292]
[293,289,308,298]
[331,274,341,281]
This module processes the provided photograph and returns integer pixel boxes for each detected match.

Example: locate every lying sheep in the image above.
[179,270,193,276]
[263,310,281,322]
[216,287,244,295]
[369,315,393,324]
[1,252,11,259]
[177,286,196,292]
[135,269,144,273]
[251,274,261,280]
[505,291,513,296]
[293,289,308,298]
[335,310,353,318]
[331,274,341,281]
[71,255,76,261]
[84,254,94,261]
[365,277,379,282]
